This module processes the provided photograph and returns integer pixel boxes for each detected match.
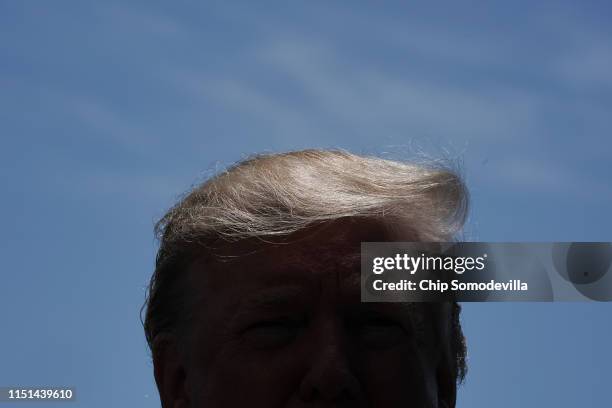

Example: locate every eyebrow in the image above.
[236,286,310,313]
[354,300,409,312]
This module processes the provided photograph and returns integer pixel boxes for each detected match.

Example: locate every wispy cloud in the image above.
[95,3,188,37]
[172,35,540,148]
[556,42,612,91]
[260,38,539,139]
[179,74,334,147]
[484,156,612,202]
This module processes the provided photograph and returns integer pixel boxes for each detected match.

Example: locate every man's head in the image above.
[143,149,468,407]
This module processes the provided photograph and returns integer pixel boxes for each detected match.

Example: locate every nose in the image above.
[298,322,363,404]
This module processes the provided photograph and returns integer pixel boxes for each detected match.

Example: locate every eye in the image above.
[242,319,303,349]
[357,317,409,349]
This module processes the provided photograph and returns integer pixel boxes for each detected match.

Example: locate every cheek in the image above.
[190,339,308,407]
[358,346,438,406]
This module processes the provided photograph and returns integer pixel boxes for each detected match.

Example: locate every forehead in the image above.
[190,218,416,291]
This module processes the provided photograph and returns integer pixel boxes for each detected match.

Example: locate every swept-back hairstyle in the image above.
[142,149,468,382]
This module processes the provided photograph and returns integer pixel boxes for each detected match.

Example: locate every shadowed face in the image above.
[158,219,454,407]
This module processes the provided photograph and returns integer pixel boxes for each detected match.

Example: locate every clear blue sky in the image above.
[1,1,611,407]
